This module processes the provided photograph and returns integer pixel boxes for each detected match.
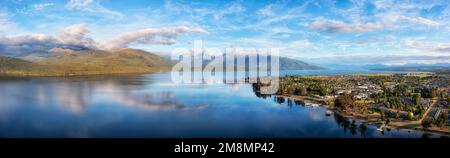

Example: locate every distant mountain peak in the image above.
[279,57,324,70]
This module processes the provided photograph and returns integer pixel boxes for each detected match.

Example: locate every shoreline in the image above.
[279,94,450,136]
[0,68,171,78]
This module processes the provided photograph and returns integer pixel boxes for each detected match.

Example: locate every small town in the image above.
[265,73,450,134]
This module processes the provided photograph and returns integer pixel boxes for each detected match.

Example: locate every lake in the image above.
[0,70,444,138]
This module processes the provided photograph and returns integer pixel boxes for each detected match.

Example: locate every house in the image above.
[357,85,368,90]
[336,90,351,95]
[421,98,431,109]
[434,109,441,120]
[355,93,370,99]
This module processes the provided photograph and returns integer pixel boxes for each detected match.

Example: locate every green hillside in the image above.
[0,48,172,76]
[0,56,44,76]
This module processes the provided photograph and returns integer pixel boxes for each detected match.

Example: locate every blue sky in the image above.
[1,0,450,65]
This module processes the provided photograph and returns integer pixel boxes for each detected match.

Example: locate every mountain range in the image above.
[279,57,323,70]
[0,48,322,77]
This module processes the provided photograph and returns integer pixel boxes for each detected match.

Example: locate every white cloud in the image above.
[0,23,100,56]
[378,12,441,28]
[0,10,13,33]
[0,24,207,55]
[163,0,245,21]
[0,34,58,56]
[32,3,55,10]
[289,40,312,48]
[66,0,94,9]
[15,3,55,15]
[65,0,123,18]
[212,1,245,20]
[307,0,442,34]
[309,19,384,33]
[373,0,439,11]
[256,1,310,28]
[258,4,277,17]
[310,13,441,33]
[57,24,97,49]
[433,45,450,53]
[404,39,450,53]
[233,37,280,47]
[101,26,208,50]
[382,59,450,65]
[307,55,450,65]
[411,17,441,27]
[270,26,299,34]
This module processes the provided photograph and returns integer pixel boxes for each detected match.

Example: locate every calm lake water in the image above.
[0,70,444,138]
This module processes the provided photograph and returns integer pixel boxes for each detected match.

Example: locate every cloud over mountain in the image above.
[57,24,97,49]
[0,24,96,56]
[0,34,58,56]
[0,24,207,56]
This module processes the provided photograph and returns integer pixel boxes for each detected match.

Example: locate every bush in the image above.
[407,112,414,120]
[334,93,355,112]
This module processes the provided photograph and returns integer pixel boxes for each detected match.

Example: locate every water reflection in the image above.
[0,76,202,114]
[0,73,445,138]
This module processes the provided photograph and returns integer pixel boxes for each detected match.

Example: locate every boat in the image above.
[377,124,385,131]
[311,103,320,107]
[325,110,333,116]
[305,102,320,107]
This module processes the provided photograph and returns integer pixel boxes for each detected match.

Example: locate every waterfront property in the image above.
[270,73,450,133]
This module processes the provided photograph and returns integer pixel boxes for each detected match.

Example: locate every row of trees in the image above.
[333,93,368,113]
[277,77,332,96]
